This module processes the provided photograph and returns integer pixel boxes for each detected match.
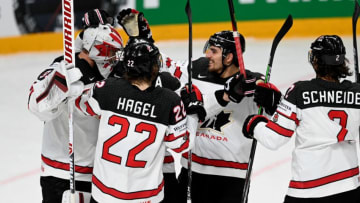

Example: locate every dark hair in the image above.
[124,63,159,84]
[314,57,352,80]
[204,30,245,67]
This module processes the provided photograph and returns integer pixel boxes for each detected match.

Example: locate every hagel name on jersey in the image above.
[117,97,156,118]
[302,90,360,106]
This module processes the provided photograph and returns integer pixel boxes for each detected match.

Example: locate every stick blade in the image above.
[353,1,360,24]
[270,15,293,57]
[185,0,192,21]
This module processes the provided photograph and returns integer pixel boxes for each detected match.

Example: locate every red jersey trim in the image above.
[266,121,294,137]
[36,72,68,103]
[92,175,164,200]
[164,131,187,142]
[164,155,174,164]
[85,101,96,116]
[41,155,93,174]
[289,167,359,189]
[276,110,299,126]
[182,152,248,170]
[172,136,189,153]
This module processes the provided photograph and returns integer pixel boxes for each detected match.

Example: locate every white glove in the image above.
[34,61,84,112]
[62,61,84,100]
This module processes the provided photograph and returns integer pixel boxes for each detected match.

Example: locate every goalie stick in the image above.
[241,15,293,203]
[62,0,76,202]
[353,0,360,83]
[185,0,193,202]
[227,0,247,78]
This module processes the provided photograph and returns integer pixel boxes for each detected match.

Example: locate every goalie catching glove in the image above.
[254,81,282,115]
[117,8,154,43]
[180,84,206,122]
[224,73,256,103]
[33,61,84,112]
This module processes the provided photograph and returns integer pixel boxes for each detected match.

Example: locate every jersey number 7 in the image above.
[328,110,348,142]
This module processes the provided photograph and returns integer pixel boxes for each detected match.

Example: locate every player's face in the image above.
[205,45,224,74]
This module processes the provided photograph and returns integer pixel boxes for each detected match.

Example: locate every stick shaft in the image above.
[241,15,293,203]
[62,0,76,202]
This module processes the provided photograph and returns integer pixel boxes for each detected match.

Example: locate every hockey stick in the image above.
[62,0,76,202]
[241,15,293,203]
[353,0,360,83]
[185,1,193,202]
[227,0,246,78]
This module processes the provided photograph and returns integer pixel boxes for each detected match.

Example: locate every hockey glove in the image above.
[34,61,84,112]
[242,114,268,139]
[254,81,282,115]
[224,73,256,103]
[82,9,114,28]
[117,8,154,43]
[180,84,207,122]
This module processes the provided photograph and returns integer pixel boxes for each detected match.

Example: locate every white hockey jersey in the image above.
[253,78,360,198]
[28,55,105,182]
[76,77,197,203]
[163,56,263,178]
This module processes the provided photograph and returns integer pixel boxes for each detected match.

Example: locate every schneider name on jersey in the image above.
[253,78,360,198]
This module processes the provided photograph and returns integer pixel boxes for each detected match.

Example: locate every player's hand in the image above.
[242,114,268,139]
[224,73,256,103]
[60,61,84,99]
[117,8,154,43]
[81,9,114,28]
[180,84,206,122]
[254,81,282,115]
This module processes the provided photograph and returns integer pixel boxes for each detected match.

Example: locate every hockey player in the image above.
[115,9,184,203]
[116,9,283,202]
[243,35,360,203]
[28,24,123,203]
[75,38,205,203]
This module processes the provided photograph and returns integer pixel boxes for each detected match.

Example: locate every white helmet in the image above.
[82,24,124,78]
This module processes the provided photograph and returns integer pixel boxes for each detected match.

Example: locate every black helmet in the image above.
[309,35,346,66]
[82,9,114,28]
[203,30,245,67]
[123,38,162,78]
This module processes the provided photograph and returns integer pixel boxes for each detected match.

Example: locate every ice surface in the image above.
[0,37,355,202]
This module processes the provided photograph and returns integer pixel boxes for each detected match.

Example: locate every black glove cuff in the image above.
[215,90,229,107]
[243,115,268,139]
[196,106,207,123]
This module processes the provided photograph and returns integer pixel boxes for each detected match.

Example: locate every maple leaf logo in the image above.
[200,111,232,133]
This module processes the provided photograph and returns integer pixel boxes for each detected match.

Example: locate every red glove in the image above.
[180,84,206,122]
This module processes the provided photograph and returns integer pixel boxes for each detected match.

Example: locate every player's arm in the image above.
[74,82,103,118]
[28,61,84,121]
[242,87,299,150]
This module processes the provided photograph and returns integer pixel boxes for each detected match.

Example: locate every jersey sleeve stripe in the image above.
[163,155,174,163]
[172,136,189,153]
[36,72,68,103]
[182,152,248,170]
[289,167,359,189]
[41,155,93,174]
[92,175,164,200]
[277,110,299,126]
[85,101,96,116]
[266,121,294,137]
[164,132,187,142]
